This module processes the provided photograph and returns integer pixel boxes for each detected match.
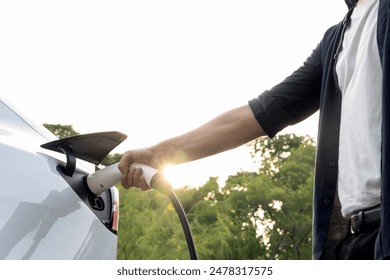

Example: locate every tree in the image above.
[117,189,191,259]
[116,133,316,260]
[43,123,79,139]
[101,153,122,166]
[217,134,315,259]
[41,124,316,259]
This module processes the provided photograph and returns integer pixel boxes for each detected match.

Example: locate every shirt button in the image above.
[323,199,330,205]
[329,161,336,167]
[333,126,339,132]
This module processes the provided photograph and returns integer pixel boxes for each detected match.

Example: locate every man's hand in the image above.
[118,149,155,191]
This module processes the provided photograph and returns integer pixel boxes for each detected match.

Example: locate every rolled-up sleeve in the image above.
[249,90,293,138]
[249,44,324,138]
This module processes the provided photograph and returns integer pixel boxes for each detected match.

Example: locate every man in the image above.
[119,0,390,259]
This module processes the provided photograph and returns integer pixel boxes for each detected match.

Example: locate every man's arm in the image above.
[118,104,265,189]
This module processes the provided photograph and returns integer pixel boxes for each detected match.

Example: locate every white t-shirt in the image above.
[336,0,382,218]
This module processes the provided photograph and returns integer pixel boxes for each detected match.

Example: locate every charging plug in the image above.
[85,162,168,196]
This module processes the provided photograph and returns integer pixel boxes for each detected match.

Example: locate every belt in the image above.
[350,205,381,234]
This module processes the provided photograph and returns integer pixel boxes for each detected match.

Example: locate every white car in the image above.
[0,96,123,259]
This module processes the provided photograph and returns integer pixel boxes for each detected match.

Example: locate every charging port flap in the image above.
[41,131,127,164]
[41,131,127,176]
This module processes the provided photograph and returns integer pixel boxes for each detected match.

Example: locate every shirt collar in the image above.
[345,0,358,9]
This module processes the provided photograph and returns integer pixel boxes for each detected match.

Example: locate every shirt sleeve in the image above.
[249,43,323,138]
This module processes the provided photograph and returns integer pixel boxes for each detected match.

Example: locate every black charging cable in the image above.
[167,190,198,260]
[153,175,198,260]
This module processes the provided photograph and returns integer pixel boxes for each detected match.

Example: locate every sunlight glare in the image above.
[163,165,185,189]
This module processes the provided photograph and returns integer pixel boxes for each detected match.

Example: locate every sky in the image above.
[0,0,347,188]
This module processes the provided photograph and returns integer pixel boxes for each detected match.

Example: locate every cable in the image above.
[167,190,198,260]
[151,173,198,260]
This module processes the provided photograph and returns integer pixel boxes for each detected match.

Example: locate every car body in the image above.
[0,96,121,259]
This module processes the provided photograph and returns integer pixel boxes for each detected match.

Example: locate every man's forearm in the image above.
[150,104,265,167]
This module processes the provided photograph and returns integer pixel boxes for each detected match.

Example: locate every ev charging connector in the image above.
[86,162,158,196]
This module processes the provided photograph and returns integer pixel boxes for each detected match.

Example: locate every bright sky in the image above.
[0,0,347,188]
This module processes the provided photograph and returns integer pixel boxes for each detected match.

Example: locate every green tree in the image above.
[185,134,315,260]
[101,153,122,166]
[117,188,191,259]
[43,123,79,139]
[40,123,317,259]
[117,133,316,260]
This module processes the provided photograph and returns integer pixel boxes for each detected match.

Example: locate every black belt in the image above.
[350,205,381,234]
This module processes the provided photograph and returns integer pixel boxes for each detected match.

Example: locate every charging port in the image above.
[88,195,105,211]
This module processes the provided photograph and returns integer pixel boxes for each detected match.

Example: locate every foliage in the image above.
[117,189,191,259]
[117,134,316,260]
[101,153,122,166]
[43,123,79,139]
[42,122,316,259]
